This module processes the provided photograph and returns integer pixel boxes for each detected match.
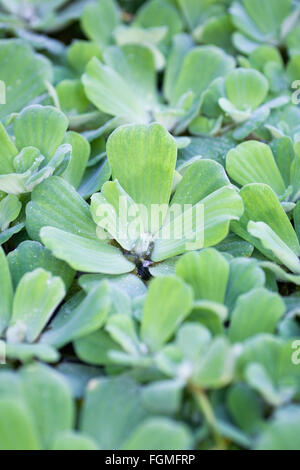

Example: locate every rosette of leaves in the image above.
[81,41,235,133]
[26,123,243,278]
[0,246,65,362]
[0,104,90,196]
[230,0,300,54]
[0,363,100,450]
[0,240,116,362]
[0,104,90,242]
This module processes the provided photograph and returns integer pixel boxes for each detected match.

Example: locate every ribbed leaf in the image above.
[41,282,110,347]
[0,39,52,120]
[232,184,300,259]
[81,0,119,45]
[40,226,134,274]
[14,105,68,162]
[0,398,40,450]
[20,363,74,449]
[229,288,285,342]
[80,376,147,450]
[107,123,177,218]
[176,249,229,302]
[26,176,98,241]
[141,276,193,352]
[224,68,268,111]
[82,57,149,123]
[8,268,65,343]
[7,240,75,290]
[122,418,192,450]
[226,141,286,195]
[171,46,235,105]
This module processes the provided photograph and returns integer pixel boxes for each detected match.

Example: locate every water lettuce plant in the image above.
[0,0,299,453]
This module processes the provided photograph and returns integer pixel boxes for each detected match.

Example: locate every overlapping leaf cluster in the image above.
[0,0,299,451]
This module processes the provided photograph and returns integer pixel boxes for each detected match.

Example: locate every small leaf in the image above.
[0,194,21,232]
[176,249,229,303]
[51,431,99,450]
[229,288,285,342]
[141,276,193,352]
[0,397,40,450]
[26,176,98,241]
[20,363,74,449]
[224,68,269,111]
[122,418,192,450]
[80,376,147,450]
[8,268,65,343]
[0,39,52,120]
[14,105,68,162]
[40,226,134,274]
[107,123,177,221]
[41,282,110,348]
[226,141,286,196]
[7,240,75,290]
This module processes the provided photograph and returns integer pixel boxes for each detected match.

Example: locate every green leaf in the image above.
[141,276,193,352]
[0,397,40,450]
[5,342,59,363]
[67,40,102,75]
[107,122,177,215]
[0,39,52,120]
[51,431,99,450]
[14,105,68,162]
[0,194,21,232]
[163,33,193,102]
[231,184,300,260]
[20,363,74,449]
[61,131,90,189]
[41,282,110,347]
[171,159,230,207]
[26,176,98,241]
[141,379,183,415]
[248,221,300,273]
[227,383,264,434]
[255,406,300,450]
[193,337,235,388]
[74,329,122,366]
[7,240,75,290]
[176,249,229,303]
[225,258,265,312]
[80,376,147,449]
[223,68,269,111]
[7,268,65,343]
[226,141,286,196]
[82,57,149,123]
[245,363,294,407]
[170,46,235,105]
[229,288,285,342]
[133,0,183,46]
[40,226,134,274]
[0,247,13,335]
[122,418,192,450]
[0,123,18,174]
[81,0,119,45]
[103,44,157,105]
